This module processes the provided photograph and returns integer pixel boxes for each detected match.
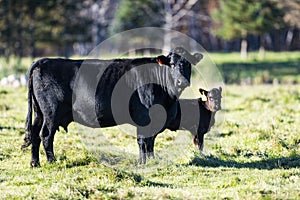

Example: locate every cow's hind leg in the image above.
[30,116,43,167]
[40,119,57,163]
[35,92,60,164]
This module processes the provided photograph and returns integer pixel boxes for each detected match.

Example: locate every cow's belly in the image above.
[72,100,122,128]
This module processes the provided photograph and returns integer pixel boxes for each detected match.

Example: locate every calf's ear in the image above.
[156,55,170,66]
[199,88,208,101]
[219,86,222,93]
[199,88,208,95]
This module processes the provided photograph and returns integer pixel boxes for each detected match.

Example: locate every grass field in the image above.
[209,51,300,84]
[1,51,300,84]
[0,84,299,199]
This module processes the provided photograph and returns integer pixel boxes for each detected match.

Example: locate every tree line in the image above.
[0,0,299,59]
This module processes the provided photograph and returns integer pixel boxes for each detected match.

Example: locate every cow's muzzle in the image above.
[177,79,190,88]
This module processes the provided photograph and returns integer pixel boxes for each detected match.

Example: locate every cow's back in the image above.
[31,58,81,104]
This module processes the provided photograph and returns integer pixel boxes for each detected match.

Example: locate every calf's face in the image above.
[199,87,222,112]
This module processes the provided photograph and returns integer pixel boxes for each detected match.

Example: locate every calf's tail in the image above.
[21,61,38,149]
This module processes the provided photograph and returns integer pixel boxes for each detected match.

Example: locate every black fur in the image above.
[22,48,203,166]
[145,87,222,156]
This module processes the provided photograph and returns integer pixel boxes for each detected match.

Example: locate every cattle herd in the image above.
[21,47,222,167]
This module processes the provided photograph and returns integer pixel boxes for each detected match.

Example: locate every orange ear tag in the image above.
[157,59,163,66]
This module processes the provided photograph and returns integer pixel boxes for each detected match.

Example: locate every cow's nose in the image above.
[215,105,221,111]
[177,79,189,88]
[177,80,182,86]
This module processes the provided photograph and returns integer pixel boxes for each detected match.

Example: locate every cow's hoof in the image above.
[47,157,56,163]
[147,152,155,158]
[30,161,40,168]
[139,159,146,165]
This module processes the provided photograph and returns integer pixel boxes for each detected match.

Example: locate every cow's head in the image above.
[156,47,203,96]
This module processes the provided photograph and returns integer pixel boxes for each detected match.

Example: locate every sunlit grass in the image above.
[0,85,299,199]
[209,51,300,64]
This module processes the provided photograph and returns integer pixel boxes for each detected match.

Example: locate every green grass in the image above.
[209,51,300,84]
[0,85,299,199]
[1,51,300,84]
[210,51,300,64]
[0,57,33,78]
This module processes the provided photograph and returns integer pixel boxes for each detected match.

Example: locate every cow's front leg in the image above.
[137,137,147,164]
[145,136,156,158]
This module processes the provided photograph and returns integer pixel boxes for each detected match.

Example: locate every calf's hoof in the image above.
[139,153,147,165]
[139,158,146,165]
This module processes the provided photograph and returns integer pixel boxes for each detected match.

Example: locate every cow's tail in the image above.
[21,60,39,149]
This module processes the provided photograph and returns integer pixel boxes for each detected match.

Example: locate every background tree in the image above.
[212,0,284,59]
[275,0,300,50]
[110,0,163,34]
[0,0,93,59]
[33,0,93,57]
[110,0,201,51]
[0,0,299,59]
[162,0,199,50]
[252,0,284,58]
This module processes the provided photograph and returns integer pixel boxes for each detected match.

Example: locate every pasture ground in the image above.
[0,85,299,199]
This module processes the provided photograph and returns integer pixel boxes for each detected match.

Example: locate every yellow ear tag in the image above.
[201,91,207,102]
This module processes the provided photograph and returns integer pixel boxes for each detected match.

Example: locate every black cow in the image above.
[144,87,222,157]
[22,47,203,167]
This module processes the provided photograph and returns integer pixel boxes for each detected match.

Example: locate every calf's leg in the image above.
[137,137,147,164]
[193,133,205,152]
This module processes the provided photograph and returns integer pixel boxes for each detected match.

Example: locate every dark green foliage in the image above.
[0,0,92,58]
[212,0,285,40]
[110,0,164,34]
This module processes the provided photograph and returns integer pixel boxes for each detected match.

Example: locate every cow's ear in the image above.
[156,55,170,66]
[199,88,208,101]
[219,86,222,93]
[192,53,203,64]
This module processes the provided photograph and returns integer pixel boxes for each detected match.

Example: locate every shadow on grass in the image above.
[0,126,18,131]
[189,154,300,170]
[142,180,173,188]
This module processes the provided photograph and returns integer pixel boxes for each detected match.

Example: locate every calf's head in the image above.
[199,87,222,112]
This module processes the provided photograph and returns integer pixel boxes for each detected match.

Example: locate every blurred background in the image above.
[1,1,300,198]
[0,0,299,84]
